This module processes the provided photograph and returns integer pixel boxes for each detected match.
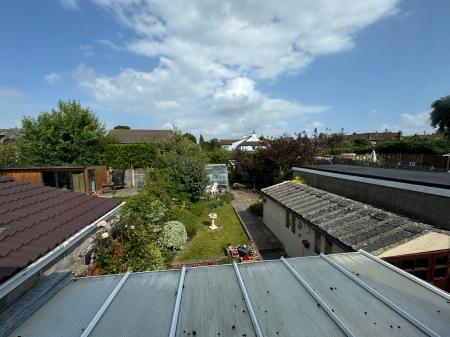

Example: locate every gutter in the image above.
[0,202,125,301]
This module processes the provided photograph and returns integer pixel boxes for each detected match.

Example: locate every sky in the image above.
[1,0,450,139]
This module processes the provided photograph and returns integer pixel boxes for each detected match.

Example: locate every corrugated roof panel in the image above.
[238,260,346,337]
[8,275,121,337]
[330,252,450,336]
[89,270,179,337]
[176,264,256,337]
[287,256,428,337]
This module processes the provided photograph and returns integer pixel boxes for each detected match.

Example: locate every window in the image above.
[296,218,303,237]
[314,230,321,254]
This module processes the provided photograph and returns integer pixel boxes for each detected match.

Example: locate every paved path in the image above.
[302,164,450,188]
[231,190,285,260]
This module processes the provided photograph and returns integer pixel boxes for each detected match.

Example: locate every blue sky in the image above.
[1,0,449,138]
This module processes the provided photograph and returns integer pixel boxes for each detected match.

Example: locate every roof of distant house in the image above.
[219,139,240,145]
[348,131,402,142]
[4,252,449,336]
[0,128,19,142]
[0,176,121,283]
[261,181,449,255]
[108,129,173,144]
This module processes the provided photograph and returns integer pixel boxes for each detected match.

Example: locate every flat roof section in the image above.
[6,252,449,337]
[298,165,450,189]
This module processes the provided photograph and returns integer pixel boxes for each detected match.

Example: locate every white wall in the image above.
[263,198,346,257]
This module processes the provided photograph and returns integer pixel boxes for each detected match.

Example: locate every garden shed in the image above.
[205,164,229,189]
[0,165,110,194]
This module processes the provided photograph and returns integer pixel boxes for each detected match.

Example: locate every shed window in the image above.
[314,230,321,254]
[285,210,295,229]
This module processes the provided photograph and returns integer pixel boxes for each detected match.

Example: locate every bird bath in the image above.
[208,212,218,230]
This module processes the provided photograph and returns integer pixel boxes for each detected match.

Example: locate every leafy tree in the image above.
[183,132,197,144]
[113,125,130,129]
[206,148,233,164]
[202,138,221,151]
[234,132,318,188]
[0,143,19,167]
[431,95,450,137]
[199,134,205,148]
[17,100,109,165]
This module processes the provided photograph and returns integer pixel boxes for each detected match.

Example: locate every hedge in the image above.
[101,143,159,169]
[375,139,450,155]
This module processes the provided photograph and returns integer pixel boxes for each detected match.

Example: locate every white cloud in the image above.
[59,0,80,10]
[44,72,61,85]
[380,111,433,135]
[80,44,93,58]
[74,0,399,137]
[98,39,121,51]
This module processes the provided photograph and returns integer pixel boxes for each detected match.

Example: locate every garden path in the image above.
[231,190,285,260]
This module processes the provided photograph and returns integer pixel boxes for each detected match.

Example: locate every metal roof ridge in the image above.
[320,254,440,337]
[358,249,450,301]
[80,271,131,337]
[233,262,264,337]
[280,257,356,337]
[168,267,186,337]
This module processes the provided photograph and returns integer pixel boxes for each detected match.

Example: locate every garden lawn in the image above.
[176,203,249,261]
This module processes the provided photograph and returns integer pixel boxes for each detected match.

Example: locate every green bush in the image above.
[249,202,263,217]
[120,192,169,239]
[375,139,450,155]
[172,208,198,239]
[160,221,188,250]
[190,201,207,216]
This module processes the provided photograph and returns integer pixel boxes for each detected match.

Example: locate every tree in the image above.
[183,132,197,144]
[17,100,109,165]
[431,95,450,138]
[0,143,19,167]
[113,125,130,129]
[199,135,205,149]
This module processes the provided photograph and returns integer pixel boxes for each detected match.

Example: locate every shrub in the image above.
[190,201,207,216]
[160,221,188,250]
[249,202,263,217]
[120,192,169,238]
[293,176,306,184]
[221,191,234,203]
[116,242,165,272]
[375,139,450,155]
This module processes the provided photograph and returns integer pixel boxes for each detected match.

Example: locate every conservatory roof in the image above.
[4,252,450,337]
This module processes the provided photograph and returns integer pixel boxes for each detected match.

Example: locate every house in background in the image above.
[0,128,18,142]
[219,131,265,152]
[108,129,173,143]
[0,165,110,194]
[347,131,403,144]
[0,176,123,310]
[262,181,450,291]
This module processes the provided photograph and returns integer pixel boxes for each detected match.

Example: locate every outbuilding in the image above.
[261,181,450,291]
[0,165,110,194]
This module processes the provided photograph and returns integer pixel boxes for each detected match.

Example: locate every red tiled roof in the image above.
[219,139,240,145]
[0,176,121,283]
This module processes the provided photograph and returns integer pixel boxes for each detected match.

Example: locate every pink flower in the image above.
[97,220,108,227]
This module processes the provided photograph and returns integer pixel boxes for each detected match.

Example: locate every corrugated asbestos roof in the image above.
[0,177,121,283]
[5,252,450,337]
[261,181,447,254]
